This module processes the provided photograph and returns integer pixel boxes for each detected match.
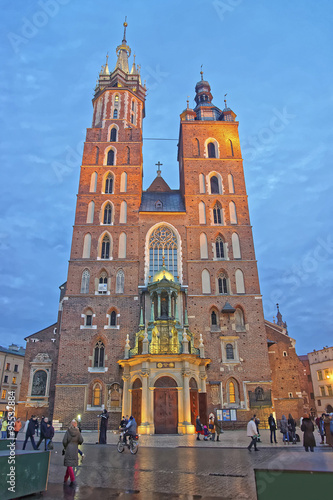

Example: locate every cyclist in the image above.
[123,416,137,444]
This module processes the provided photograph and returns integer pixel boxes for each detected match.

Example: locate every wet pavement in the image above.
[14,438,333,500]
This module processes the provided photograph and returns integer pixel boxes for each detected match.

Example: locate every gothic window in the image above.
[218,274,228,294]
[232,233,241,259]
[199,201,206,224]
[119,201,127,223]
[193,138,200,156]
[101,235,110,259]
[110,127,117,142]
[110,310,116,326]
[120,172,127,192]
[92,383,102,407]
[95,146,99,164]
[116,269,125,293]
[107,149,115,165]
[200,233,208,259]
[213,203,223,224]
[211,310,217,326]
[207,142,216,158]
[85,309,93,326]
[118,232,126,258]
[114,94,119,103]
[83,233,91,258]
[90,172,97,192]
[228,173,235,193]
[215,236,224,259]
[235,308,245,331]
[202,269,211,294]
[103,203,112,224]
[126,146,130,165]
[113,109,118,119]
[226,343,234,360]
[235,269,245,294]
[80,269,90,293]
[148,225,178,278]
[229,201,237,224]
[199,173,205,193]
[210,176,219,194]
[228,139,234,157]
[31,370,47,396]
[93,341,105,368]
[86,201,94,223]
[105,173,114,194]
[228,381,236,403]
[98,272,108,294]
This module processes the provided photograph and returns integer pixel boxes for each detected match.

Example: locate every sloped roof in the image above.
[146,175,172,192]
[140,191,185,212]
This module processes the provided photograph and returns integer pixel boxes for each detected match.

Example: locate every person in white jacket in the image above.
[247,416,259,451]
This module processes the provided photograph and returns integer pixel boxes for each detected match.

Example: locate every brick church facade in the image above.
[18,25,311,431]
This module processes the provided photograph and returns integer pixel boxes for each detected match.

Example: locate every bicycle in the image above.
[117,430,139,455]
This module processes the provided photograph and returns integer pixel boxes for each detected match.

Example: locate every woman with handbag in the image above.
[63,419,83,487]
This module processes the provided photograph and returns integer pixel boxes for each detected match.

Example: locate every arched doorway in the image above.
[189,377,198,426]
[154,376,178,434]
[132,378,142,426]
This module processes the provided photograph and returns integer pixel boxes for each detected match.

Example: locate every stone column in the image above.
[158,293,161,317]
[183,368,191,424]
[168,292,172,317]
[140,366,150,426]
[122,370,131,416]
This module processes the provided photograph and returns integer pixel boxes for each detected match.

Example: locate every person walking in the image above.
[318,414,325,444]
[98,409,109,444]
[14,417,22,439]
[63,419,84,486]
[301,414,316,452]
[280,415,289,444]
[208,414,216,441]
[45,420,55,450]
[247,416,259,452]
[254,415,261,442]
[288,414,297,444]
[36,417,48,450]
[22,416,38,450]
[214,412,222,442]
[324,413,333,448]
[1,418,8,439]
[196,415,202,441]
[268,413,278,444]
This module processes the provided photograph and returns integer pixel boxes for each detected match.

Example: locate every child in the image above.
[44,421,55,450]
[203,425,210,441]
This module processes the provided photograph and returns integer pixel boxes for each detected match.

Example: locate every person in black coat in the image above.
[301,414,316,452]
[36,417,48,450]
[44,421,54,450]
[98,409,109,444]
[196,415,203,441]
[22,416,38,450]
[288,414,297,444]
[268,414,278,444]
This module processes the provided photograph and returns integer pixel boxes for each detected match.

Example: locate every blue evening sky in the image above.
[1,0,332,355]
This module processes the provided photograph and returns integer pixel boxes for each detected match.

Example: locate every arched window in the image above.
[120,172,127,192]
[126,146,130,165]
[229,201,237,224]
[202,269,211,294]
[211,310,217,326]
[215,236,224,259]
[107,149,114,166]
[110,127,117,142]
[207,142,216,158]
[228,173,235,194]
[200,233,208,259]
[232,233,241,259]
[199,201,206,224]
[110,310,117,326]
[105,173,113,194]
[235,269,245,294]
[101,235,110,259]
[193,138,200,156]
[113,109,118,119]
[226,343,234,360]
[228,139,234,157]
[90,172,97,193]
[119,201,127,223]
[103,203,112,224]
[86,201,94,223]
[149,225,178,278]
[218,273,228,294]
[80,269,90,293]
[213,202,223,224]
[116,269,125,293]
[199,173,205,194]
[95,146,99,164]
[92,383,102,407]
[210,176,219,194]
[114,94,119,103]
[84,308,93,327]
[228,381,236,403]
[235,308,245,331]
[94,341,105,368]
[83,233,91,258]
[118,232,126,258]
[98,272,108,294]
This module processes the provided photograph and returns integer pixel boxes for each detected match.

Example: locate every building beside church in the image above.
[0,344,25,418]
[18,24,312,431]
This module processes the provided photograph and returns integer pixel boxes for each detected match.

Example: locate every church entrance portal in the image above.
[154,376,178,434]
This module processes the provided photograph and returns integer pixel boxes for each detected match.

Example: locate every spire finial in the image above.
[276,303,279,312]
[155,161,163,177]
[123,16,128,42]
[224,93,228,109]
[200,64,203,81]
[106,52,109,65]
[187,96,190,109]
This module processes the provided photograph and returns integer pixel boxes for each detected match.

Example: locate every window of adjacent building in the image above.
[5,363,10,371]
[200,233,208,259]
[12,377,17,384]
[105,173,113,194]
[218,274,228,294]
[107,149,115,166]
[310,392,314,400]
[14,365,18,373]
[318,399,321,406]
[320,386,326,396]
[103,203,112,224]
[4,375,8,383]
[327,385,333,396]
[226,343,234,360]
[101,235,110,259]
[317,370,323,381]
[324,369,330,380]
[215,236,224,259]
[307,374,311,382]
[1,390,6,399]
[110,127,117,142]
[94,341,105,368]
[116,270,125,294]
[228,381,236,403]
[92,384,102,407]
[213,202,223,224]
[98,273,108,294]
[81,269,90,294]
[148,225,178,278]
